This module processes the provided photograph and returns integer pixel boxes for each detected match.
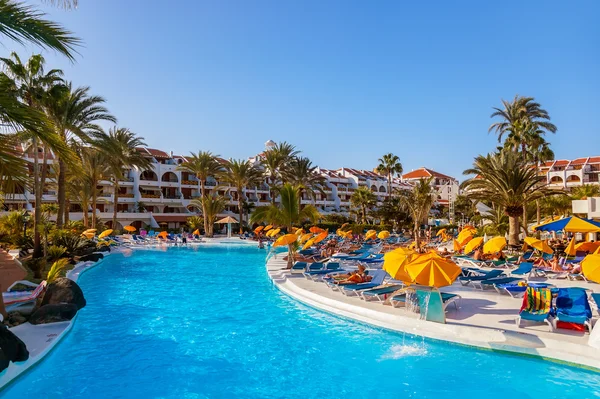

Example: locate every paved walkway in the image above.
[0,250,26,291]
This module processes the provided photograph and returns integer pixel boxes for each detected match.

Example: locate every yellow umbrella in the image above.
[264,225,273,231]
[453,239,461,252]
[575,241,600,253]
[436,228,446,237]
[457,229,474,247]
[254,226,265,233]
[365,231,377,240]
[273,234,298,248]
[303,237,317,250]
[564,237,577,256]
[378,230,390,240]
[483,236,506,255]
[193,229,200,236]
[81,232,95,239]
[581,254,600,283]
[295,228,304,236]
[98,229,113,239]
[405,252,461,288]
[83,228,97,234]
[157,231,168,238]
[464,236,484,254]
[313,231,329,244]
[124,225,137,232]
[408,242,416,250]
[299,233,313,243]
[270,228,281,237]
[383,247,415,283]
[595,246,600,255]
[524,237,553,254]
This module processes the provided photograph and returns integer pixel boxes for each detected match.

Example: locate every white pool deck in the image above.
[266,254,600,370]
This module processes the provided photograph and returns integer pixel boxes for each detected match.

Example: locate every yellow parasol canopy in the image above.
[564,237,577,256]
[313,231,329,244]
[81,232,95,239]
[365,231,377,240]
[524,237,553,254]
[273,234,298,247]
[405,252,461,288]
[575,241,600,253]
[464,237,484,254]
[264,225,273,231]
[83,228,97,234]
[595,246,600,255]
[383,247,415,283]
[436,228,446,237]
[295,228,304,236]
[98,229,113,239]
[124,225,137,232]
[157,231,168,238]
[453,239,461,252]
[483,236,506,255]
[303,237,317,250]
[269,228,281,237]
[254,226,265,233]
[193,229,200,236]
[299,233,313,243]
[378,230,390,240]
[581,254,600,283]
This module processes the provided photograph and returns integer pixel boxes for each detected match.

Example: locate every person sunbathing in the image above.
[326,265,367,282]
[336,272,373,285]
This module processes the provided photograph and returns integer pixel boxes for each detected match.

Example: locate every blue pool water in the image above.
[3,246,600,398]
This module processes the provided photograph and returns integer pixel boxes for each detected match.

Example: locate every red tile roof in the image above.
[145,148,170,159]
[553,160,569,166]
[402,167,455,181]
[589,157,600,164]
[570,158,588,165]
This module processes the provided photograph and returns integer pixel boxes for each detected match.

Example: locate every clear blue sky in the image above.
[9,0,600,180]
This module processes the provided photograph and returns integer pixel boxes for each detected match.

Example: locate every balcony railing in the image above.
[141,193,160,199]
[119,177,134,182]
[120,193,135,198]
[181,180,198,185]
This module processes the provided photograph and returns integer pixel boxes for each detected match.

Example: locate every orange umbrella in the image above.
[124,225,137,232]
[313,231,328,244]
[303,237,317,250]
[453,239,461,252]
[254,226,265,233]
[192,229,200,235]
[273,234,298,247]
[299,233,313,243]
[264,225,273,231]
[157,231,168,238]
[575,241,600,253]
[405,252,461,288]
[309,226,324,234]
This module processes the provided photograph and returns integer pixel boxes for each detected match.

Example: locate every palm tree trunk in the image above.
[388,172,392,198]
[32,137,42,258]
[238,196,244,235]
[64,198,70,226]
[91,178,98,228]
[508,215,520,246]
[522,205,528,237]
[200,180,207,236]
[112,179,119,229]
[56,158,66,227]
[414,221,420,249]
[83,201,89,227]
[536,199,541,225]
[361,205,366,224]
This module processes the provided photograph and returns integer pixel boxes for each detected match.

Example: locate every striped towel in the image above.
[521,287,552,314]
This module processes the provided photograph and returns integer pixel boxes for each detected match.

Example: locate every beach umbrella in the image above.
[453,239,461,252]
[464,237,484,254]
[216,216,238,238]
[270,228,281,237]
[299,233,313,243]
[157,231,168,238]
[378,230,390,240]
[193,229,200,236]
[264,225,273,231]
[295,228,305,236]
[483,236,506,255]
[254,226,265,233]
[457,229,474,247]
[313,231,329,244]
[581,254,600,283]
[303,237,317,250]
[534,216,600,233]
[124,225,137,232]
[383,247,415,283]
[365,231,377,240]
[575,241,600,253]
[524,237,553,254]
[341,230,353,239]
[564,237,577,256]
[595,246,600,255]
[309,226,324,234]
[98,229,113,239]
[405,252,461,288]
[273,234,298,248]
[83,228,97,234]
[81,232,95,239]
[436,228,446,237]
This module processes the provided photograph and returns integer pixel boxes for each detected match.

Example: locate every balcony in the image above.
[139,179,160,187]
[181,180,199,186]
[119,177,135,185]
[140,193,160,199]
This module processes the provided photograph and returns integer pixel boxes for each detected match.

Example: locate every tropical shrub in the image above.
[46,258,71,283]
[47,245,67,262]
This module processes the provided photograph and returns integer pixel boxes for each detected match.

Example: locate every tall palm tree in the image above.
[45,83,115,226]
[250,183,320,268]
[461,151,555,246]
[189,195,227,237]
[262,141,298,201]
[0,0,80,60]
[376,153,403,196]
[219,159,264,233]
[100,128,151,230]
[79,146,109,228]
[0,52,66,257]
[281,157,327,207]
[399,178,436,248]
[177,151,223,236]
[350,186,376,224]
[489,95,557,155]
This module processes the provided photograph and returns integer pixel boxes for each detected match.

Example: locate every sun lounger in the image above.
[360,284,404,302]
[458,269,504,286]
[498,282,554,298]
[339,271,387,296]
[517,287,554,332]
[591,293,600,316]
[3,280,47,312]
[303,263,344,280]
[567,270,587,281]
[391,291,461,311]
[509,262,534,278]
[554,288,593,332]
[472,276,524,290]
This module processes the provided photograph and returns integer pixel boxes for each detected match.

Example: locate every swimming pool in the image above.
[3,246,600,398]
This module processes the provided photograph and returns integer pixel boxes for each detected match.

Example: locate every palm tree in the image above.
[399,178,436,248]
[461,150,555,246]
[0,0,80,60]
[189,195,227,237]
[350,186,376,224]
[177,151,223,236]
[186,215,204,232]
[100,128,151,230]
[45,83,115,226]
[281,157,327,207]
[540,195,572,218]
[262,141,298,200]
[480,205,509,236]
[0,52,66,257]
[376,153,403,196]
[489,95,557,155]
[250,183,320,268]
[79,146,109,228]
[219,159,264,233]
[571,184,600,200]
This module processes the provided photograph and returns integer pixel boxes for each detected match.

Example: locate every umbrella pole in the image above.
[228,222,231,238]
